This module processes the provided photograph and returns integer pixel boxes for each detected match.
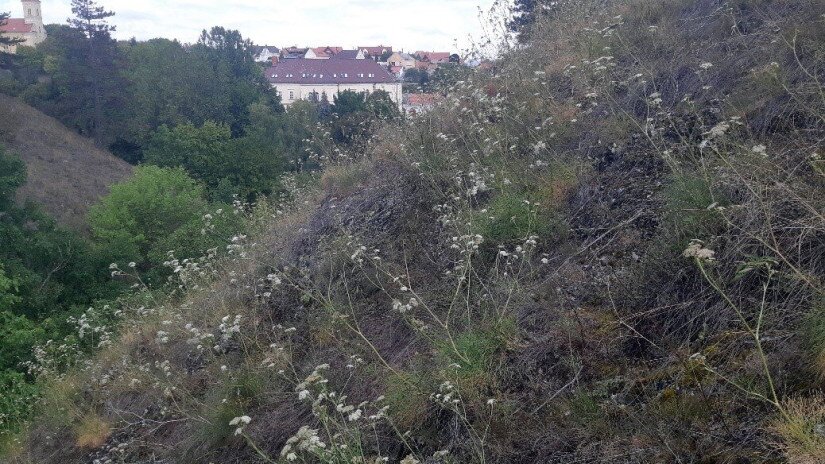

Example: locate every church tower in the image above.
[21,0,46,44]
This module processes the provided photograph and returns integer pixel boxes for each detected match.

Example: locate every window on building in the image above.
[289,90,294,100]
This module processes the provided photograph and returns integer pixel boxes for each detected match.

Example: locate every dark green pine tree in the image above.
[192,26,282,135]
[509,0,555,42]
[67,0,127,146]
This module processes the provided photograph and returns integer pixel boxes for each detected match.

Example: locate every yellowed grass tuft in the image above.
[773,395,825,464]
[74,414,112,450]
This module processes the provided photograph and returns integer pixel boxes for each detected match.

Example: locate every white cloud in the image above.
[1,0,499,52]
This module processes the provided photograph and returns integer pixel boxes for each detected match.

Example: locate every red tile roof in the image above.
[358,45,392,56]
[0,18,33,33]
[266,59,396,84]
[415,51,451,63]
[311,46,344,58]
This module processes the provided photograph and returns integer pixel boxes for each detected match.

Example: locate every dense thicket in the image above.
[0,146,121,433]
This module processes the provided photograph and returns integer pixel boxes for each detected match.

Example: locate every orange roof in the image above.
[311,46,344,58]
[358,45,393,56]
[415,51,451,63]
[0,18,33,33]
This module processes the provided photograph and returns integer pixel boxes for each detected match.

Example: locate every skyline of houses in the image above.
[252,44,458,77]
[260,44,459,113]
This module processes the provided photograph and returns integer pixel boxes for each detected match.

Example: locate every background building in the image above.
[0,0,47,54]
[267,58,402,110]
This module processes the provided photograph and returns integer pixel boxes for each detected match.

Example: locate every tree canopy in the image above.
[143,121,285,201]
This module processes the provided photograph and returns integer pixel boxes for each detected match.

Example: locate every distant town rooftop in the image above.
[266,59,396,85]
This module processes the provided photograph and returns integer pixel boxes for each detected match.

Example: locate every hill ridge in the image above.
[0,93,132,231]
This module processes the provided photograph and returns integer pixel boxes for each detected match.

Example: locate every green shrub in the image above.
[0,148,26,209]
[144,122,285,201]
[437,319,516,402]
[0,265,20,312]
[0,371,38,442]
[190,368,270,451]
[89,165,241,285]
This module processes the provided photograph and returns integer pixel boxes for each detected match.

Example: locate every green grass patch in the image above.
[662,173,726,241]
[191,368,270,450]
[475,192,568,245]
[437,319,516,396]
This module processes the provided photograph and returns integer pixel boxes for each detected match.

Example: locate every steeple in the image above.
[21,0,42,24]
[20,0,45,42]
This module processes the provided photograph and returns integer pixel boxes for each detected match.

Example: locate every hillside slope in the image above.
[0,94,132,231]
[6,1,825,463]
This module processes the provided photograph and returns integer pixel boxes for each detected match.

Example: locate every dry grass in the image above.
[320,161,373,198]
[774,395,825,464]
[73,414,111,450]
[0,93,133,232]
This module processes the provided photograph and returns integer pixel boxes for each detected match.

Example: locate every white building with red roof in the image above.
[0,0,46,54]
[266,58,402,110]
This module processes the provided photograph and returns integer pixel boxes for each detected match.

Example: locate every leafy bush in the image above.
[0,265,20,312]
[88,165,240,284]
[0,371,37,441]
[143,122,285,201]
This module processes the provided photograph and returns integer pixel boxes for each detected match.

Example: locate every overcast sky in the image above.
[1,0,502,52]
